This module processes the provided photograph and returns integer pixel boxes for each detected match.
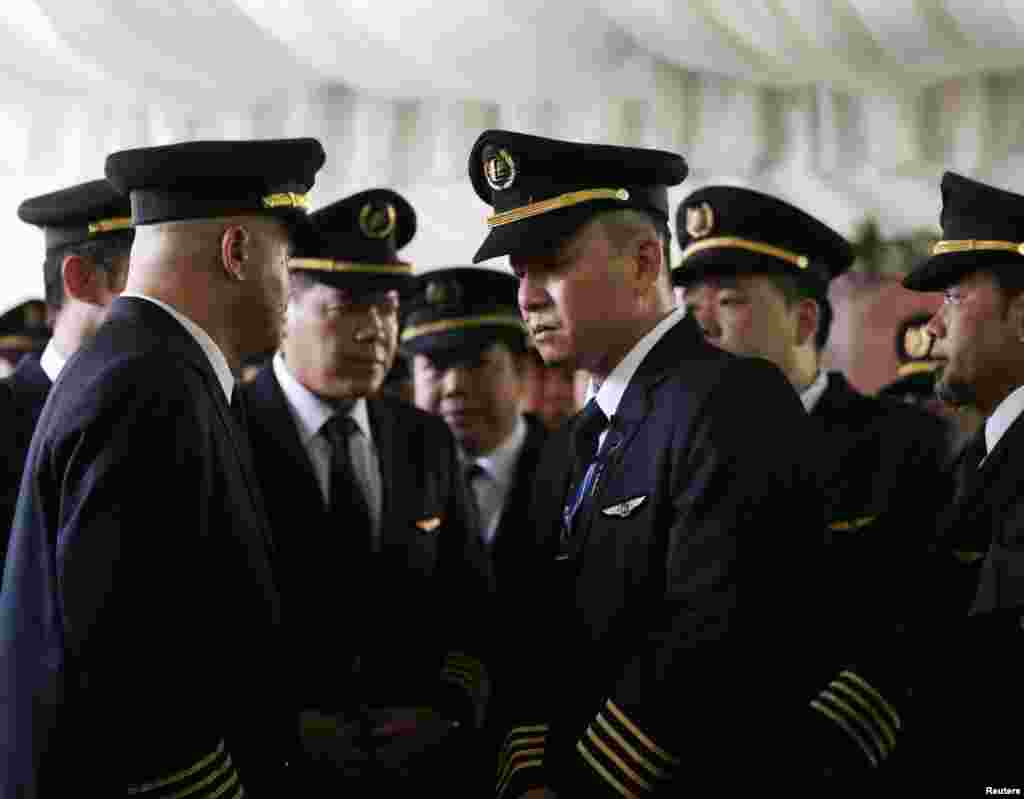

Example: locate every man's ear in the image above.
[633,236,664,290]
[220,224,251,282]
[62,254,98,304]
[795,297,820,348]
[1009,291,1024,344]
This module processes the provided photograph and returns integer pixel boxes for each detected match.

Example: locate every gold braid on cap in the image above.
[401,313,526,342]
[289,258,413,276]
[87,217,132,235]
[487,189,630,228]
[677,237,809,270]
[931,240,1024,256]
[262,192,309,210]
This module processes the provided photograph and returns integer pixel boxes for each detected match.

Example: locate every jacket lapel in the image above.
[567,315,702,560]
[111,297,275,554]
[10,354,52,399]
[247,365,322,502]
[367,398,398,547]
[491,414,547,560]
[938,415,1024,553]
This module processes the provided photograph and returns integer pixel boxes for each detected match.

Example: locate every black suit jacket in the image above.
[812,371,950,542]
[244,364,493,727]
[496,315,893,797]
[0,297,287,798]
[911,412,1024,785]
[0,354,51,574]
[487,413,548,595]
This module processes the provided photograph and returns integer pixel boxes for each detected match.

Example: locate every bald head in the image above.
[125,214,293,369]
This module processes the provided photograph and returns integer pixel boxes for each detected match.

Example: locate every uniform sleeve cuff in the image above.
[574,699,680,796]
[810,669,902,769]
[439,650,490,729]
[496,723,547,799]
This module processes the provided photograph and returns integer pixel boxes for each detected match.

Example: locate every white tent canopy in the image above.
[4,0,1024,307]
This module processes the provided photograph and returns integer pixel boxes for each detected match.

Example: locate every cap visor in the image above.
[901,251,1015,292]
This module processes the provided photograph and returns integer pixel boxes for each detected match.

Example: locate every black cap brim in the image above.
[291,268,415,298]
[672,248,831,293]
[401,324,526,360]
[902,250,1015,292]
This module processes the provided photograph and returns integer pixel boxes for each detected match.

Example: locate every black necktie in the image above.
[464,461,491,541]
[322,414,372,560]
[563,399,608,540]
[954,430,987,503]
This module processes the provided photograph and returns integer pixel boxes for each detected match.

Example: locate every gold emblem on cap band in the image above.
[87,217,132,236]
[359,203,397,240]
[685,202,715,239]
[677,236,810,270]
[401,313,526,342]
[289,258,413,275]
[487,188,631,228]
[903,326,933,360]
[262,192,310,210]
[931,239,1024,257]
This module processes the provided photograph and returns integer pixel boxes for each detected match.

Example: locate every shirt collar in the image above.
[800,369,830,414]
[121,292,235,401]
[273,351,373,446]
[39,339,68,383]
[985,382,1024,456]
[587,307,686,421]
[467,415,528,488]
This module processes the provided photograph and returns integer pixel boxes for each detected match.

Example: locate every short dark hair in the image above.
[596,208,672,276]
[763,268,832,352]
[44,231,132,310]
[989,263,1024,312]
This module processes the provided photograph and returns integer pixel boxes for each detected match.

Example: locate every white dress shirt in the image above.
[464,415,528,546]
[587,307,687,450]
[799,369,830,414]
[273,352,383,546]
[39,340,68,383]
[121,293,235,402]
[984,382,1024,461]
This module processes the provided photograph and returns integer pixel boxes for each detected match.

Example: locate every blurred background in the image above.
[5,0,1024,391]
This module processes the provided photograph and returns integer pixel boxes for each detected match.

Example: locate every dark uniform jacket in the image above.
[0,354,51,574]
[813,371,950,539]
[0,297,288,798]
[912,413,1024,786]
[808,372,953,783]
[496,315,897,798]
[244,365,493,732]
[478,413,548,779]
[487,412,548,595]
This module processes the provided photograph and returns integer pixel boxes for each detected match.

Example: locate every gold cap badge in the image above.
[483,147,516,192]
[426,279,462,307]
[686,202,715,239]
[903,325,933,360]
[359,202,397,240]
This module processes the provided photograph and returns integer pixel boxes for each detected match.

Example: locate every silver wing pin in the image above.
[601,495,647,518]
